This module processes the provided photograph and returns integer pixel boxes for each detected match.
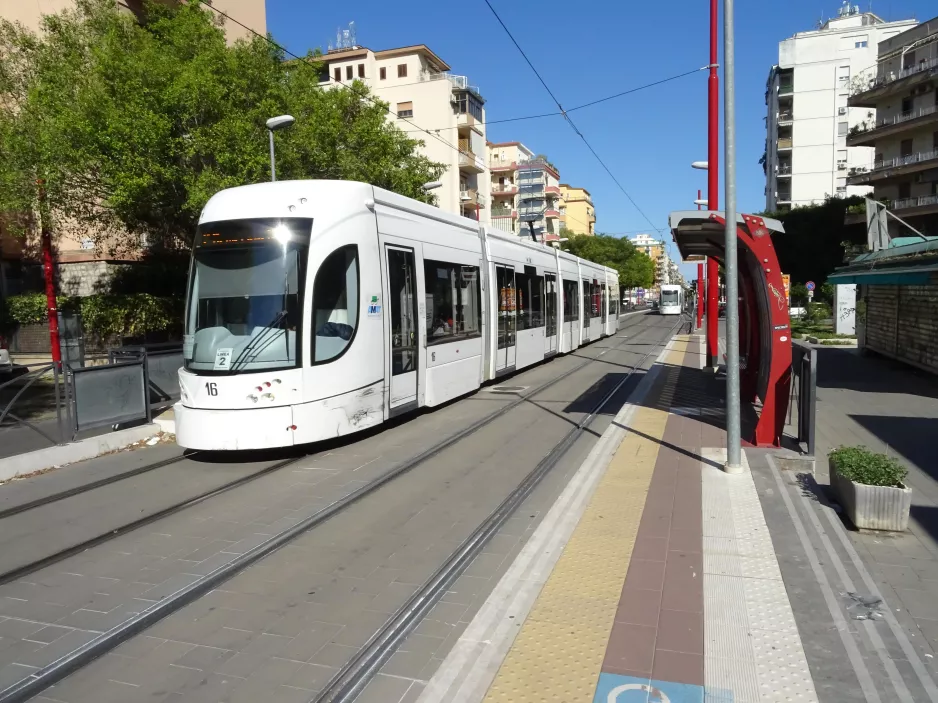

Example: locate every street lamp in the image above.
[266,115,295,182]
[691,161,709,170]
[421,181,443,191]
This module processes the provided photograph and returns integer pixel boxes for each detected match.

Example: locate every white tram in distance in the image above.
[176,180,620,451]
[658,284,684,316]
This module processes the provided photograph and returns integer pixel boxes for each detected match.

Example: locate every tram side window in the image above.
[311,245,359,363]
[515,269,544,330]
[562,279,578,322]
[601,284,607,318]
[424,260,482,345]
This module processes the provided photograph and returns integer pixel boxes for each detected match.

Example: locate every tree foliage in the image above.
[760,196,866,287]
[560,234,655,289]
[0,0,445,254]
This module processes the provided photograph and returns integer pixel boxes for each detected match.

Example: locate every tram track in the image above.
[312,314,686,703]
[0,312,660,703]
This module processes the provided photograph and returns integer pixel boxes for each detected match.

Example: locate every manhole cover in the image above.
[490,385,527,393]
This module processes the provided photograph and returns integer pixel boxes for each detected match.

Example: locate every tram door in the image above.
[581,278,591,343]
[496,265,516,372]
[545,272,557,354]
[386,246,418,410]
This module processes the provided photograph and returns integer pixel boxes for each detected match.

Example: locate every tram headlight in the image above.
[272,223,291,245]
[261,393,275,401]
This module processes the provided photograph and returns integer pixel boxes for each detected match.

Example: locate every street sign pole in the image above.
[724,0,742,473]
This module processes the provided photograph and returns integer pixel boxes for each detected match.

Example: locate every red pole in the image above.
[38,180,61,364]
[696,262,704,329]
[706,0,720,369]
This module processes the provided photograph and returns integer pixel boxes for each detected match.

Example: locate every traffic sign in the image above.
[806,281,815,291]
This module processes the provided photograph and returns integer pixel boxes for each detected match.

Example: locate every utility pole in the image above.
[706,0,720,370]
[37,179,61,365]
[724,0,742,472]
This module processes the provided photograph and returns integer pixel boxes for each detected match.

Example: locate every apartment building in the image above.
[629,233,669,296]
[845,15,938,234]
[0,0,266,44]
[486,142,561,242]
[0,0,268,299]
[559,185,596,235]
[318,45,490,223]
[764,5,915,211]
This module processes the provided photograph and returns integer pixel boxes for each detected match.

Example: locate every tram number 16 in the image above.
[205,382,218,396]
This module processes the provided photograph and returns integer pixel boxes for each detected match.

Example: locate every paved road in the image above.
[0,312,680,703]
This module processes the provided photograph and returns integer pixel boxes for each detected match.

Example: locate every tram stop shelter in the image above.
[668,211,791,447]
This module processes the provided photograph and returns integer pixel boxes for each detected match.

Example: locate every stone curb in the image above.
[0,424,163,482]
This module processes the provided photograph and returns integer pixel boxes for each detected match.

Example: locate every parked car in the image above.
[0,334,11,376]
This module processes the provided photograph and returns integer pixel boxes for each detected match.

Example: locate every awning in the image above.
[828,263,938,285]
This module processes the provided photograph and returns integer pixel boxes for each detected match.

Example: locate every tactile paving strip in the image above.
[482,341,684,703]
[700,451,819,703]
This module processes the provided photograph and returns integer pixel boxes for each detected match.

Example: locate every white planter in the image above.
[831,461,911,532]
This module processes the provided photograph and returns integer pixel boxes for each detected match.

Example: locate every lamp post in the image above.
[266,115,295,182]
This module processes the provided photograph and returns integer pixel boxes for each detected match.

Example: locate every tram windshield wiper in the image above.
[228,309,288,373]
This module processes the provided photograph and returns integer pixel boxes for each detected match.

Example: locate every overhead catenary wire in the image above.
[481,0,683,234]
[400,67,704,134]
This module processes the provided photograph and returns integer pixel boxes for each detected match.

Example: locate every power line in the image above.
[481,0,678,234]
[399,67,704,134]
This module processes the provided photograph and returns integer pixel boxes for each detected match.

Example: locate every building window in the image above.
[333,67,341,82]
[898,182,911,199]
[345,65,353,81]
[837,121,848,137]
[900,139,913,157]
[903,51,916,70]
[454,92,484,121]
[397,101,413,119]
[358,64,365,78]
[902,96,913,115]
[380,66,386,80]
[424,261,482,344]
[398,63,407,78]
[855,40,867,48]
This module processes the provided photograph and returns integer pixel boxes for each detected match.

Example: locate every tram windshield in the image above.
[184,218,311,374]
[661,289,680,305]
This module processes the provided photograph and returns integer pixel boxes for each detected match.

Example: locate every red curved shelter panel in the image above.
[710,213,792,447]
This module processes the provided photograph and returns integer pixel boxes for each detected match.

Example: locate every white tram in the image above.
[659,284,684,316]
[175,180,620,450]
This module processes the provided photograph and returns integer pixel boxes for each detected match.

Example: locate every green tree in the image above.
[0,0,444,255]
[760,196,866,287]
[560,234,654,289]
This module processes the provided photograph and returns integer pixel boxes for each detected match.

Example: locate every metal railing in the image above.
[777,164,792,175]
[777,137,793,149]
[893,193,938,211]
[0,362,74,447]
[854,148,938,175]
[0,342,183,451]
[788,340,816,456]
[777,111,793,122]
[850,55,938,97]
[491,183,517,193]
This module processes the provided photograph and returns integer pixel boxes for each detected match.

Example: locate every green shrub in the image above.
[0,293,181,341]
[829,446,907,487]
[807,301,832,323]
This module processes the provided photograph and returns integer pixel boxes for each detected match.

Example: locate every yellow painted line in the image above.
[483,338,689,702]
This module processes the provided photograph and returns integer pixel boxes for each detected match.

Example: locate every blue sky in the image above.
[266,0,934,279]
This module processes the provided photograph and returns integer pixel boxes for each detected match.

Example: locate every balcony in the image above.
[777,137,792,150]
[846,105,938,146]
[491,183,518,195]
[776,164,792,177]
[777,111,793,125]
[545,185,561,195]
[847,148,938,185]
[457,112,482,132]
[458,150,485,173]
[418,70,482,96]
[777,81,794,96]
[459,187,479,205]
[893,193,938,214]
[518,205,545,222]
[849,55,938,106]
[491,208,517,219]
[491,160,522,173]
[544,208,561,218]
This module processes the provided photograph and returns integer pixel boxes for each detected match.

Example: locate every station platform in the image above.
[418,331,938,703]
